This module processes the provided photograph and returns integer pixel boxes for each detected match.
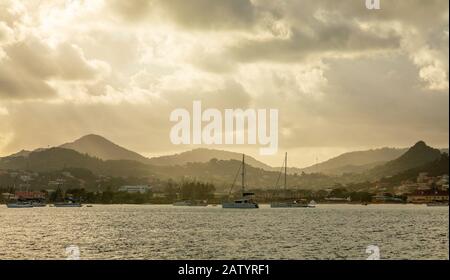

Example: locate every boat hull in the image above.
[32,203,47,207]
[6,204,33,208]
[426,202,449,207]
[270,202,309,208]
[222,202,259,209]
[53,203,82,207]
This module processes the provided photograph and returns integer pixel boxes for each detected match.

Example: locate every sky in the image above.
[0,0,448,168]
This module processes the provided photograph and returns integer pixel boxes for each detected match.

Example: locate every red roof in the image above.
[15,191,45,199]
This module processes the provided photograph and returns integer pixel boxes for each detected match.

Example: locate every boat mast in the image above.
[241,154,245,194]
[284,152,287,190]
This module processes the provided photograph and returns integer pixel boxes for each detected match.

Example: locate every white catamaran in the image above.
[270,153,315,208]
[222,154,259,209]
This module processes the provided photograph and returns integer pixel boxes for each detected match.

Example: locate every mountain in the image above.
[59,135,274,170]
[0,147,333,190]
[1,139,446,191]
[298,147,407,175]
[147,158,334,190]
[0,147,152,177]
[367,141,442,178]
[59,134,148,163]
[147,148,274,170]
[7,149,32,158]
[380,153,449,185]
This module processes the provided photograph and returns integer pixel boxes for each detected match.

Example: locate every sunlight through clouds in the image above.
[0,0,448,166]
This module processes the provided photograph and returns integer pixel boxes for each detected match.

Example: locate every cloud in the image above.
[0,21,13,44]
[0,36,110,100]
[0,0,448,167]
[227,25,401,63]
[111,0,256,30]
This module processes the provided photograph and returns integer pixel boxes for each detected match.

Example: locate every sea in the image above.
[0,204,448,260]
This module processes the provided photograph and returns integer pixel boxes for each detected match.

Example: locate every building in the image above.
[407,189,449,204]
[118,185,151,194]
[14,191,46,200]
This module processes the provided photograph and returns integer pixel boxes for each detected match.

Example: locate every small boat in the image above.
[6,201,33,208]
[85,205,93,207]
[173,201,191,206]
[54,201,82,207]
[222,197,259,209]
[308,200,317,208]
[222,154,259,209]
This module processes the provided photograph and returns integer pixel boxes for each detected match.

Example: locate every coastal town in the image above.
[1,167,448,206]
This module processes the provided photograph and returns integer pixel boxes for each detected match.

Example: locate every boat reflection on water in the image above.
[53,201,82,207]
[173,200,208,207]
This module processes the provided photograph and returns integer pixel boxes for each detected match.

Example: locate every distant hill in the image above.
[0,147,152,177]
[149,158,335,190]
[0,147,333,190]
[60,134,148,163]
[58,135,275,171]
[2,134,447,191]
[298,147,407,175]
[367,141,442,178]
[7,149,32,158]
[380,153,449,185]
[0,140,447,191]
[4,135,277,171]
[147,148,274,170]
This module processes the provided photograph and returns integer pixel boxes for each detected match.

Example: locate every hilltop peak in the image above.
[147,148,273,170]
[60,134,148,162]
[368,140,442,178]
[411,140,427,148]
[75,134,111,142]
[404,141,437,156]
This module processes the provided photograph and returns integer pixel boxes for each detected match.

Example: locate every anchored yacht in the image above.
[222,154,259,209]
[270,153,315,208]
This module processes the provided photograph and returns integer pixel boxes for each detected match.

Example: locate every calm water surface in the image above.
[0,204,448,260]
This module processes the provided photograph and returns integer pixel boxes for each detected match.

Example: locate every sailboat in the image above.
[222,154,259,209]
[270,153,315,208]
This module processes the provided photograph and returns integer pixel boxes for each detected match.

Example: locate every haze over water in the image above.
[0,204,447,260]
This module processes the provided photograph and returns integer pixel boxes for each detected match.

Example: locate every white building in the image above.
[118,185,151,194]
